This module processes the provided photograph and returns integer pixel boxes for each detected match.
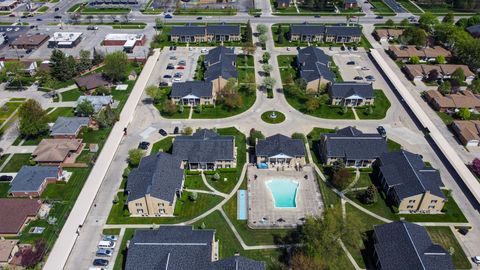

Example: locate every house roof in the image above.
[76,95,113,112]
[325,26,362,36]
[9,166,59,193]
[0,239,17,262]
[378,150,445,200]
[74,73,110,90]
[50,117,89,136]
[276,0,290,5]
[204,46,238,82]
[126,152,184,203]
[389,46,452,59]
[425,90,480,109]
[290,24,361,37]
[404,64,475,78]
[297,46,336,83]
[373,221,453,270]
[170,24,240,37]
[322,126,388,160]
[329,82,374,99]
[32,138,82,163]
[374,28,404,39]
[206,24,241,36]
[11,34,49,47]
[290,24,326,36]
[125,226,264,270]
[255,134,305,158]
[452,120,480,143]
[171,25,206,36]
[0,199,41,235]
[171,81,213,99]
[466,24,480,36]
[172,129,235,163]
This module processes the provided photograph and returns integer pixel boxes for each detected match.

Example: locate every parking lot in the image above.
[25,25,155,60]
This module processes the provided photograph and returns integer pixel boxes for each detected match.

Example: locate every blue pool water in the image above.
[237,190,247,220]
[266,179,299,208]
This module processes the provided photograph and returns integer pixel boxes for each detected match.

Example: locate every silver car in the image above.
[96,249,112,257]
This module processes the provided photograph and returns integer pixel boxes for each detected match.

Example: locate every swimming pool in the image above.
[237,190,247,220]
[266,179,299,208]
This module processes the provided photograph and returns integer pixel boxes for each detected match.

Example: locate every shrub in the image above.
[189,192,198,201]
[213,173,220,181]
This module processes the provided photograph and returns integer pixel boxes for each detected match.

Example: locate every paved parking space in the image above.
[157,47,210,85]
[26,25,155,60]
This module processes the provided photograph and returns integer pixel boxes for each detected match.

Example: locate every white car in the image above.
[472,256,480,265]
[173,78,181,82]
[361,66,369,70]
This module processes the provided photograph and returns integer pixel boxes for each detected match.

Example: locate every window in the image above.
[428,205,436,209]
[407,205,414,209]
[430,200,438,203]
[135,203,142,206]
[136,209,144,214]
[158,203,164,207]
[408,200,416,203]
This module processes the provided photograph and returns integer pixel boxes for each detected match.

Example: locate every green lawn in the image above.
[205,170,238,194]
[0,182,9,198]
[151,136,174,154]
[387,138,402,151]
[426,227,471,269]
[78,127,112,150]
[236,55,254,67]
[0,102,21,119]
[45,107,75,122]
[369,0,395,15]
[173,8,237,15]
[184,175,210,191]
[59,89,82,102]
[396,0,423,14]
[437,112,454,125]
[80,7,131,14]
[356,90,391,119]
[107,191,223,224]
[261,111,286,124]
[37,6,49,12]
[353,171,374,188]
[113,229,134,270]
[76,150,96,166]
[1,154,32,172]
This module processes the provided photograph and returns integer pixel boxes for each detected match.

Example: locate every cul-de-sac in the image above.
[1,1,480,269]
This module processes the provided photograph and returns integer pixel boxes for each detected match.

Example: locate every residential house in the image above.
[170,81,214,106]
[0,240,18,266]
[204,46,238,93]
[466,24,480,37]
[124,226,265,270]
[76,95,114,113]
[74,73,111,91]
[172,129,236,170]
[319,126,388,167]
[0,0,19,11]
[388,45,452,62]
[255,134,306,167]
[288,23,362,43]
[50,117,90,138]
[48,32,83,48]
[10,34,49,49]
[373,221,453,270]
[89,0,138,5]
[276,0,291,8]
[0,199,41,236]
[296,46,336,92]
[375,150,446,213]
[170,24,241,43]
[126,153,184,217]
[403,64,475,83]
[373,28,404,42]
[424,90,480,113]
[32,138,83,165]
[451,120,480,147]
[328,82,375,107]
[344,0,358,9]
[20,61,38,76]
[9,166,61,197]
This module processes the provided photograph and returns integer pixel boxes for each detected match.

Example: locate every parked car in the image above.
[354,76,363,80]
[159,81,169,87]
[54,15,62,19]
[176,66,184,70]
[138,141,150,150]
[174,72,183,78]
[361,66,369,70]
[314,15,321,18]
[163,75,172,79]
[254,14,261,17]
[377,126,386,137]
[159,129,167,136]
[98,240,115,249]
[166,63,174,70]
[173,126,179,134]
[36,18,42,21]
[55,7,59,11]
[196,16,202,20]
[25,49,32,54]
[472,256,480,265]
[87,25,98,30]
[93,259,109,267]
[201,48,208,53]
[96,249,113,257]
[341,45,346,51]
[113,19,120,23]
[376,15,383,19]
[8,14,15,17]
[178,60,186,66]
[347,61,355,65]
[173,78,181,82]
[0,175,13,182]
[102,235,118,242]
[169,56,177,60]
[365,75,375,81]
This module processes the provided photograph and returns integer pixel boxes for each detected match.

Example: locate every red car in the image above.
[176,66,185,69]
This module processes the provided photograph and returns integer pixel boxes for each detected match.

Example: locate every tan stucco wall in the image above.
[398,192,445,213]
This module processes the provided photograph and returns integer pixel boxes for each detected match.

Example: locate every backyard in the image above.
[426,227,471,269]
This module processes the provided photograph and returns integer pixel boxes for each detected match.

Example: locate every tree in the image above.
[291,132,306,143]
[86,15,94,24]
[155,18,164,30]
[245,20,253,44]
[305,99,320,112]
[92,48,104,66]
[94,86,111,96]
[50,49,77,81]
[249,128,265,146]
[289,252,327,270]
[262,64,273,74]
[262,77,276,90]
[189,191,198,201]
[146,85,163,103]
[183,127,193,135]
[451,67,466,84]
[359,185,377,204]
[162,100,177,116]
[410,56,420,64]
[213,173,220,181]
[400,27,427,47]
[400,18,410,27]
[427,69,439,82]
[331,168,351,190]
[5,61,26,89]
[256,24,268,35]
[76,99,95,116]
[457,107,471,120]
[96,105,117,128]
[21,241,46,268]
[258,34,268,45]
[222,77,237,93]
[262,52,271,63]
[241,42,256,58]
[471,158,480,176]
[436,55,446,64]
[468,79,480,94]
[277,25,285,44]
[418,12,439,32]
[438,81,452,95]
[385,19,395,27]
[103,51,128,82]
[331,159,345,173]
[295,78,307,91]
[128,149,145,167]
[18,99,48,138]
[200,222,206,229]
[442,12,455,24]
[77,49,92,73]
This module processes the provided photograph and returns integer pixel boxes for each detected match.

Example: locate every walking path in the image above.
[4,145,36,154]
[188,106,193,119]
[184,188,225,197]
[200,172,228,197]
[344,169,360,193]
[351,107,359,120]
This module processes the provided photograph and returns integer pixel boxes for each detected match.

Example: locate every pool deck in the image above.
[247,165,323,228]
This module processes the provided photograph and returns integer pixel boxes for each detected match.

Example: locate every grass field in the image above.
[426,227,471,269]
[0,154,32,172]
[356,90,391,119]
[58,89,82,102]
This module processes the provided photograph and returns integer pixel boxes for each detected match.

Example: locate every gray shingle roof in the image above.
[170,25,206,36]
[325,26,362,36]
[125,226,265,270]
[76,95,113,113]
[170,81,213,99]
[9,166,58,193]
[126,152,184,203]
[297,46,336,83]
[206,24,240,36]
[204,46,238,82]
[290,24,326,36]
[466,24,480,36]
[373,221,453,270]
[329,82,374,99]
[290,24,361,37]
[378,150,445,200]
[322,126,387,160]
[50,117,89,136]
[172,129,235,164]
[256,134,305,158]
[170,24,240,37]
